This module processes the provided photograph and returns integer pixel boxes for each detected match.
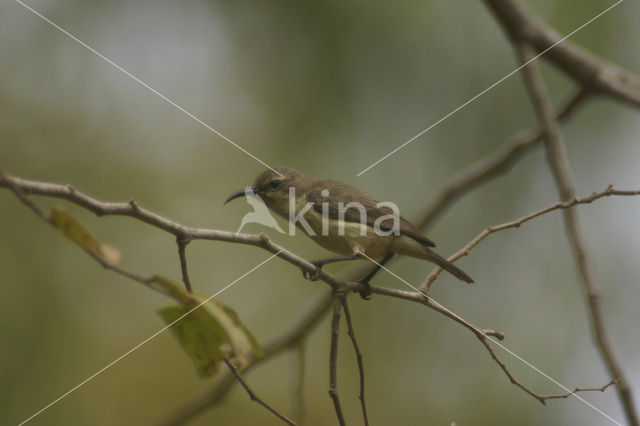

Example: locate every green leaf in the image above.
[157,288,263,377]
[49,205,120,265]
[191,295,264,369]
[158,304,230,377]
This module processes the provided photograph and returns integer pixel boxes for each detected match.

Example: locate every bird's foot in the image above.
[302,261,323,281]
[358,280,373,300]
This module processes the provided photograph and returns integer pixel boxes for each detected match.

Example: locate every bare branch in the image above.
[372,285,615,405]
[542,379,620,402]
[420,185,640,293]
[0,172,358,293]
[176,236,193,293]
[0,169,49,221]
[222,358,297,426]
[484,0,640,107]
[329,293,346,426]
[516,40,639,425]
[342,298,369,426]
[0,170,175,299]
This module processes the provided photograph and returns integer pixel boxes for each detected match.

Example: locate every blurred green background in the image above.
[1,0,639,425]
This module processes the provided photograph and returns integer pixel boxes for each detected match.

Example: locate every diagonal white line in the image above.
[358,252,623,426]
[15,0,281,176]
[17,251,282,426]
[356,0,624,176]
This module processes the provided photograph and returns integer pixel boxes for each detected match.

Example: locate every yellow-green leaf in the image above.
[49,205,120,265]
[157,292,263,377]
[158,304,230,377]
[191,295,264,370]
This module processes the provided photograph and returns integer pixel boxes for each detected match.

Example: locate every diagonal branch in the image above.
[372,284,617,405]
[484,0,640,107]
[420,185,640,293]
[223,358,297,426]
[0,170,175,299]
[0,172,358,293]
[516,40,639,426]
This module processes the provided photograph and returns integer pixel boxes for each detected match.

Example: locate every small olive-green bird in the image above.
[225,166,473,299]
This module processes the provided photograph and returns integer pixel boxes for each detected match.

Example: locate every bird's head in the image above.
[224,166,308,216]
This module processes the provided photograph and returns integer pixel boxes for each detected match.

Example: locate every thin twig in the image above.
[329,293,346,426]
[542,379,620,401]
[420,185,640,293]
[176,236,193,293]
[484,0,640,107]
[516,40,639,426]
[371,282,616,405]
[342,298,369,426]
[0,169,174,299]
[0,168,49,221]
[223,358,297,426]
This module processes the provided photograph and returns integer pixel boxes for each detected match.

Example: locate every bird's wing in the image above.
[306,180,435,247]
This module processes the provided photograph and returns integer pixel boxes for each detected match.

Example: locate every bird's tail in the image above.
[426,249,474,284]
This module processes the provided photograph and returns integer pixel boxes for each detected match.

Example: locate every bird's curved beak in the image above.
[224,187,250,205]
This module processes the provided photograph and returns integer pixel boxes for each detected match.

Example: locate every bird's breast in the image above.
[299,208,394,258]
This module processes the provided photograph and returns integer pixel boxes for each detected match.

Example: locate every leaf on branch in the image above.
[49,205,120,265]
[199,296,264,369]
[155,278,263,378]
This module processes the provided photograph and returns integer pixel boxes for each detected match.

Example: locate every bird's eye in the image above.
[269,179,281,189]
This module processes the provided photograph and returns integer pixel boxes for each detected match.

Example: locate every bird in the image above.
[224,166,473,299]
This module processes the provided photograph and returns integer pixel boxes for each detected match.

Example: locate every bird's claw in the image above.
[358,281,373,300]
[302,262,323,281]
[359,291,372,300]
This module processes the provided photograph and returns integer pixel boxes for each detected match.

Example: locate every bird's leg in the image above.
[357,253,394,300]
[302,253,363,281]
